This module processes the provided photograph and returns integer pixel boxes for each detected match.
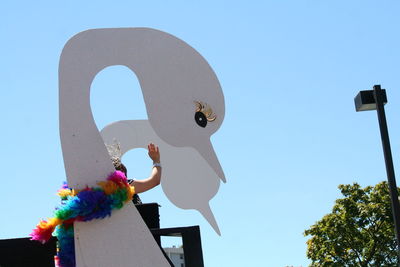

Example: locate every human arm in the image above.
[131,143,161,194]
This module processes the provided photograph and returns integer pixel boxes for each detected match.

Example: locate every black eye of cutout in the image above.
[195,111,207,128]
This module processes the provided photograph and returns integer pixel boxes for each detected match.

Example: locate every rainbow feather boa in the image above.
[30,171,135,267]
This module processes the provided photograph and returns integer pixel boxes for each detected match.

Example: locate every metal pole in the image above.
[373,85,400,254]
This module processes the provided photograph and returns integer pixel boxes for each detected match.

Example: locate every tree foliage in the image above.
[304,181,398,266]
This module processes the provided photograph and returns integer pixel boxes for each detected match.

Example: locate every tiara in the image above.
[106,139,122,167]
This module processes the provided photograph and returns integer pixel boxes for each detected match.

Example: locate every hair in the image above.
[114,163,127,176]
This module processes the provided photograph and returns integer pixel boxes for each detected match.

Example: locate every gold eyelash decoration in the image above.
[194,101,217,122]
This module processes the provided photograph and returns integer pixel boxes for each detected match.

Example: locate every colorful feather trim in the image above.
[30,171,135,267]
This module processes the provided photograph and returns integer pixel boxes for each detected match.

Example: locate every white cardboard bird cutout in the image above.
[59,28,225,266]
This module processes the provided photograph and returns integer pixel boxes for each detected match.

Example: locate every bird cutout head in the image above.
[101,120,223,235]
[118,28,226,184]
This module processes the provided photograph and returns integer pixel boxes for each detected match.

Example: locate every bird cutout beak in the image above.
[198,203,221,236]
[194,139,226,183]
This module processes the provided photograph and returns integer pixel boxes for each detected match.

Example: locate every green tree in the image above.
[304,181,398,266]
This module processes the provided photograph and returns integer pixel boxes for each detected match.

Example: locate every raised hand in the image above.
[148,143,160,163]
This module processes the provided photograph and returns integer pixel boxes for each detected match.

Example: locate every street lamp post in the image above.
[354,84,400,255]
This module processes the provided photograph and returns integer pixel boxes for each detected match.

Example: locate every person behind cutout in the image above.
[107,142,162,204]
[107,142,174,266]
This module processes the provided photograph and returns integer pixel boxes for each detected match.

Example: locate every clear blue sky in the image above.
[2,1,400,266]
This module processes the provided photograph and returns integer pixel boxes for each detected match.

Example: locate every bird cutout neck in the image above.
[30,171,135,267]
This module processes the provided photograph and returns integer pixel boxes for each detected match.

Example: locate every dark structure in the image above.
[355,85,400,256]
[0,203,204,267]
[0,237,57,267]
[152,226,204,267]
